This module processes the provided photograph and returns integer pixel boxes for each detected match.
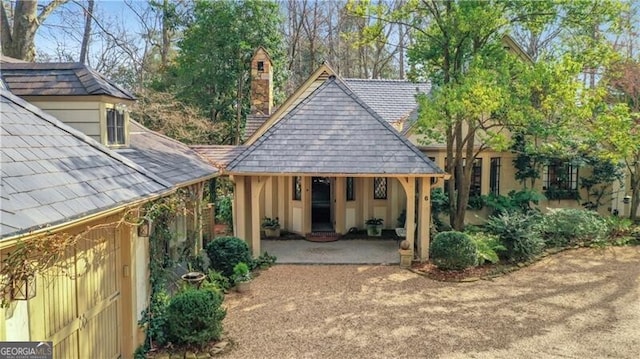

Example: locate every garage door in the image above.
[35,226,122,359]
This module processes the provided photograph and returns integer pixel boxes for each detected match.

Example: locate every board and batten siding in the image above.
[30,100,102,142]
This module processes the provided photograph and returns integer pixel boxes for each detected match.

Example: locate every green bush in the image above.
[166,288,226,347]
[201,269,231,294]
[537,208,608,247]
[467,232,506,265]
[215,194,233,226]
[251,251,277,270]
[430,231,478,270]
[483,189,544,216]
[205,236,252,278]
[486,212,544,262]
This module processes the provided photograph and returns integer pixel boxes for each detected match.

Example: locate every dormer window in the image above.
[107,108,125,145]
[257,61,265,72]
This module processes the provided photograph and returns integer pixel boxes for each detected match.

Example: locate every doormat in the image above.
[305,232,341,242]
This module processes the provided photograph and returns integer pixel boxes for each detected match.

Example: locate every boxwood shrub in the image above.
[166,288,226,347]
[205,236,252,278]
[430,231,478,270]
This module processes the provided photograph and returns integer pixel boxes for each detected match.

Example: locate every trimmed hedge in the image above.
[205,236,252,278]
[166,288,226,347]
[430,231,478,270]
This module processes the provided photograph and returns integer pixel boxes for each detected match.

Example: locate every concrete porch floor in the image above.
[261,239,400,264]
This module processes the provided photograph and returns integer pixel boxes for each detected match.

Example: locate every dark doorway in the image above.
[312,177,332,231]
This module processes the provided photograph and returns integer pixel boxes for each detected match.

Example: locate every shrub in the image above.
[232,262,251,283]
[215,194,233,226]
[536,208,608,247]
[166,288,226,347]
[201,269,231,293]
[467,232,506,265]
[205,236,252,278]
[483,189,544,216]
[485,212,544,262]
[430,231,478,270]
[251,251,277,270]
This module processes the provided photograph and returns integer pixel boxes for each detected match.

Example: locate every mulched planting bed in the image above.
[411,262,514,282]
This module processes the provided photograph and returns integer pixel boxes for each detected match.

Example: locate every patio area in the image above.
[261,238,400,264]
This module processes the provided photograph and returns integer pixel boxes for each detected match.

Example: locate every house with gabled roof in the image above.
[0,60,218,358]
[195,56,447,262]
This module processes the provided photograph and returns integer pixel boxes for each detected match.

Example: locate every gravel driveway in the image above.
[220,247,640,358]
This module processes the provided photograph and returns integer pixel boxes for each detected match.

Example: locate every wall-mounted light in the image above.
[11,275,36,301]
[623,195,631,205]
[137,219,150,237]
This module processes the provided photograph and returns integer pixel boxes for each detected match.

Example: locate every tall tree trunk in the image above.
[79,0,94,64]
[1,0,68,61]
[160,0,170,69]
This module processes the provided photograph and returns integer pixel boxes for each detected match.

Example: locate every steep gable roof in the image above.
[344,78,431,124]
[0,62,135,100]
[227,76,443,175]
[115,121,218,187]
[0,91,167,239]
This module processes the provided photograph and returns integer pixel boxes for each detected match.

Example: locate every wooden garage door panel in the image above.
[34,225,122,359]
[77,228,120,313]
[82,300,120,359]
[40,249,77,339]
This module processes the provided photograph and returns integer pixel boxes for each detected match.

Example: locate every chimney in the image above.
[250,47,273,116]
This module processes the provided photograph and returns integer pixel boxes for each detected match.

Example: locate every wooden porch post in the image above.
[233,176,246,240]
[398,177,416,257]
[250,176,267,257]
[417,177,432,261]
[335,177,346,234]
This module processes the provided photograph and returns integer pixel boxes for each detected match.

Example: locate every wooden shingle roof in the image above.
[227,76,443,175]
[0,62,135,100]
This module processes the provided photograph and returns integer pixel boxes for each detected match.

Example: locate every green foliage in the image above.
[580,157,623,210]
[537,209,608,247]
[205,236,252,278]
[467,232,506,265]
[261,217,280,229]
[430,231,478,270]
[137,288,170,347]
[216,193,233,226]
[165,0,285,144]
[365,217,384,225]
[430,188,451,231]
[483,189,545,216]
[251,251,277,270]
[486,212,544,262]
[202,269,231,293]
[232,262,251,283]
[166,288,226,347]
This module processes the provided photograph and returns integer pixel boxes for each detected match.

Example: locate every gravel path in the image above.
[220,247,640,359]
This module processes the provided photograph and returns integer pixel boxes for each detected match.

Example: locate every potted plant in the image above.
[262,217,281,238]
[365,217,384,237]
[233,262,252,293]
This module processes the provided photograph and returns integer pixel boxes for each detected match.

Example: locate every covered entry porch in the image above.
[232,174,441,262]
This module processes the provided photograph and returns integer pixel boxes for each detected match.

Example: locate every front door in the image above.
[312,177,333,231]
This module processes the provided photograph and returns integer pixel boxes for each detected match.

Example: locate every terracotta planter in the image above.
[264,227,281,238]
[235,281,251,293]
[366,224,382,237]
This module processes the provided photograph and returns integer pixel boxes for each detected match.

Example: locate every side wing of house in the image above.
[0,90,169,358]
